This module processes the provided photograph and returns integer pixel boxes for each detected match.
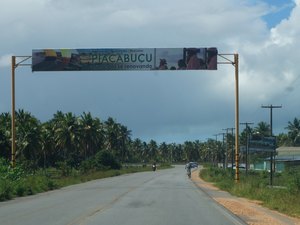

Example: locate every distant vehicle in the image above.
[232,165,246,170]
[189,162,198,168]
[185,162,198,169]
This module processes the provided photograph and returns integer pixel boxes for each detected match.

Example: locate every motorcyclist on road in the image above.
[152,162,157,171]
[186,162,191,178]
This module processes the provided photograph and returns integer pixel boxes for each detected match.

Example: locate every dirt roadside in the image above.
[191,168,300,225]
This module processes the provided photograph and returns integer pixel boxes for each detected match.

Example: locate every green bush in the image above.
[94,151,121,170]
[0,179,13,201]
[56,161,72,176]
[79,151,122,172]
[46,179,59,190]
[283,167,300,193]
[79,158,94,173]
[15,180,27,197]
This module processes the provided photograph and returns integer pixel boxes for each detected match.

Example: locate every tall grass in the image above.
[200,166,300,218]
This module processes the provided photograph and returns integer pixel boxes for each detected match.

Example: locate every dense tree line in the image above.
[1,110,300,170]
[0,110,208,169]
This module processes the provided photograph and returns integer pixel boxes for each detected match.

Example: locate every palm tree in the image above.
[103,117,131,162]
[276,133,291,146]
[0,113,11,160]
[15,109,42,168]
[202,138,220,165]
[240,126,253,146]
[53,112,81,166]
[40,121,58,168]
[129,138,143,162]
[186,141,200,162]
[254,121,270,137]
[139,141,150,163]
[225,133,235,166]
[147,140,158,162]
[194,140,202,162]
[183,141,194,162]
[79,112,104,159]
[173,144,184,163]
[159,142,169,163]
[118,124,131,163]
[286,118,300,146]
[104,117,120,151]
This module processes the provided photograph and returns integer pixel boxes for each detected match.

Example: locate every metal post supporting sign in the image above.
[218,53,239,182]
[11,56,31,167]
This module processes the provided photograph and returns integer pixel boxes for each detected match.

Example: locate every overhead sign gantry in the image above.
[11,47,240,182]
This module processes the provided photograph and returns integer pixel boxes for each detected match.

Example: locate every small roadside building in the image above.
[275,146,300,171]
[253,147,300,172]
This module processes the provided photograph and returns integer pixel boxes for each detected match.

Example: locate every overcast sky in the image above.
[0,0,299,143]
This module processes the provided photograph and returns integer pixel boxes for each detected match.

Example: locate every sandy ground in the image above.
[191,169,300,225]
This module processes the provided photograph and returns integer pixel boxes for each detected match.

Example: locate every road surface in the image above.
[0,165,245,225]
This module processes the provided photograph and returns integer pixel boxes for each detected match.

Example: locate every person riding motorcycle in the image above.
[186,162,191,178]
[152,162,157,171]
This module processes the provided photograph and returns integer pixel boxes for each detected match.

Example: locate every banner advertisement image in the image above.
[32,48,218,72]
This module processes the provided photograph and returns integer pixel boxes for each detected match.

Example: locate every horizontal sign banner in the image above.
[32,48,218,72]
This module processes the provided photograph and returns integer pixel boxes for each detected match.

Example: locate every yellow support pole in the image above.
[11,56,16,168]
[234,54,239,182]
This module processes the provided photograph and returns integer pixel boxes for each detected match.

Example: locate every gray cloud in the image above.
[0,0,299,143]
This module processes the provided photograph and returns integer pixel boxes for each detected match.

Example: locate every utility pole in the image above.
[229,128,235,175]
[11,56,31,167]
[11,56,16,168]
[222,129,229,169]
[218,53,239,182]
[213,133,224,168]
[222,128,234,170]
[261,104,282,186]
[213,134,219,167]
[218,133,226,169]
[240,122,253,175]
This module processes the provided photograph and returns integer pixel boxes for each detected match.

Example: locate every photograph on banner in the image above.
[32,48,217,72]
[155,48,217,70]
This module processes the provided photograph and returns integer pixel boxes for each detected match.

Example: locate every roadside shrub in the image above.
[283,167,300,193]
[94,151,121,170]
[46,179,59,190]
[56,161,72,176]
[80,158,94,173]
[22,176,49,195]
[15,180,27,197]
[79,151,122,172]
[0,180,13,201]
[0,158,28,199]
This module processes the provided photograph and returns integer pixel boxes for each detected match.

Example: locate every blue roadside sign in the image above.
[248,136,276,152]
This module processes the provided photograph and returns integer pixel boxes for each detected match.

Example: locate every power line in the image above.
[240,122,254,175]
[261,104,282,136]
[261,104,282,186]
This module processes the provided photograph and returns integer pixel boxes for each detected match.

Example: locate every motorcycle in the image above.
[152,163,156,171]
[187,169,191,178]
[186,163,191,178]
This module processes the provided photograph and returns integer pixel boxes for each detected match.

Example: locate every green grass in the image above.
[200,166,300,218]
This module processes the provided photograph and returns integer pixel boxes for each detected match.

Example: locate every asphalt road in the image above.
[0,165,246,225]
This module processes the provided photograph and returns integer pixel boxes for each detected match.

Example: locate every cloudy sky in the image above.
[0,0,299,143]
